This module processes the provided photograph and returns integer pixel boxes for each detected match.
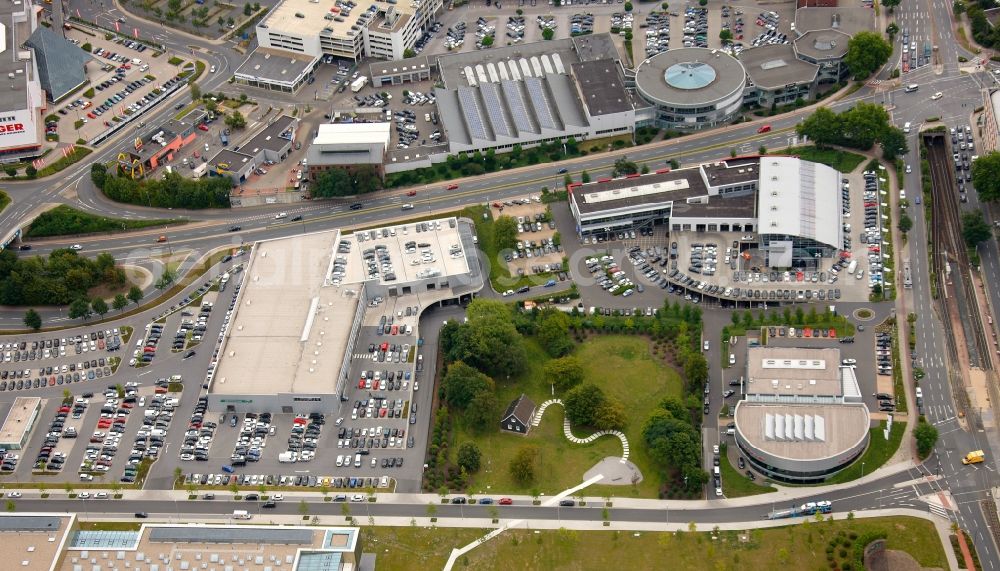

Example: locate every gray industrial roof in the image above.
[435,73,589,145]
[435,38,579,88]
[634,48,746,107]
[148,526,314,544]
[794,7,875,37]
[793,29,852,61]
[235,48,314,85]
[571,167,710,215]
[369,55,430,78]
[24,26,90,102]
[739,44,819,89]
[702,157,760,187]
[0,516,62,531]
[670,193,757,219]
[571,33,621,62]
[241,115,296,154]
[572,59,633,116]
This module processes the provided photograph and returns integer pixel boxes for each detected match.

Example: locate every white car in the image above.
[77,492,90,499]
[841,358,857,365]
[94,492,108,499]
[905,164,912,173]
[7,491,21,498]
[703,340,710,351]
[931,92,943,100]
[210,65,216,73]
[70,244,82,251]
[401,203,414,210]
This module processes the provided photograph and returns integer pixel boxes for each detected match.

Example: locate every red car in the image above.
[87,112,96,119]
[446,184,459,190]
[379,408,387,417]
[197,124,209,131]
[499,498,513,505]
[358,379,366,389]
[757,124,772,133]
[406,190,417,196]
[391,325,398,335]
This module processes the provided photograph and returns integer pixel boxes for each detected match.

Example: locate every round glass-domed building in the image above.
[634,48,748,130]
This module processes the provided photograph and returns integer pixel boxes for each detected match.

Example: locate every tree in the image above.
[954,0,965,15]
[465,389,497,431]
[972,152,1000,202]
[224,110,247,129]
[441,361,494,409]
[886,22,900,38]
[312,168,355,198]
[481,36,493,47]
[243,1,252,15]
[962,210,992,247]
[844,31,892,79]
[564,383,606,426]
[112,293,128,312]
[493,215,519,252]
[612,156,638,177]
[881,0,900,10]
[127,285,143,306]
[880,126,909,160]
[403,48,416,58]
[509,445,539,485]
[536,309,573,357]
[898,213,913,234]
[719,29,733,42]
[23,309,41,331]
[542,27,554,40]
[624,1,633,10]
[543,355,585,391]
[91,298,108,317]
[796,107,842,148]
[457,442,482,473]
[581,170,591,183]
[4,167,15,178]
[190,82,201,102]
[68,298,91,320]
[669,159,680,169]
[154,268,175,290]
[24,165,36,178]
[205,100,218,114]
[914,420,939,459]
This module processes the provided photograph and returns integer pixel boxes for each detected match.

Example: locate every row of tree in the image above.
[91,163,232,209]
[23,285,144,330]
[796,103,908,161]
[310,166,383,198]
[0,249,126,306]
[643,396,708,492]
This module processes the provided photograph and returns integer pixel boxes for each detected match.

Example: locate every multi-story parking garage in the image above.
[206,218,483,413]
[634,48,747,130]
[733,346,871,483]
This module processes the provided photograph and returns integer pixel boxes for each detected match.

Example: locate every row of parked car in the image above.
[178,396,213,462]
[682,7,709,48]
[644,11,671,57]
[185,472,392,490]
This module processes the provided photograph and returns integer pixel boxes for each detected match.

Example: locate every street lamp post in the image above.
[861,461,866,479]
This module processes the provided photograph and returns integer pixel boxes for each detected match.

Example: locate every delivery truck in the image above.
[962,450,985,465]
[350,76,368,92]
[278,451,298,463]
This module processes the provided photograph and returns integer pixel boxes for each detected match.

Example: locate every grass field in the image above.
[719,443,776,498]
[362,516,946,570]
[783,145,867,173]
[825,421,906,485]
[454,336,683,498]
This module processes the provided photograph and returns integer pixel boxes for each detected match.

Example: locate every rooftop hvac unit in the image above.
[770,221,778,227]
[770,190,778,196]
[770,206,777,211]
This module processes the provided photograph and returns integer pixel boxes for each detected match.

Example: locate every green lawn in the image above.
[824,421,905,485]
[455,335,683,499]
[783,145,867,173]
[362,516,946,570]
[719,443,776,498]
[0,190,9,214]
[25,205,186,238]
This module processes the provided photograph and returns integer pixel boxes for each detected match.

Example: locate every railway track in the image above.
[926,135,994,372]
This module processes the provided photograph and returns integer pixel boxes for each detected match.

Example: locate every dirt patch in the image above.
[86,279,135,301]
[866,548,944,571]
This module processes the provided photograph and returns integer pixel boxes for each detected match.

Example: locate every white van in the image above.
[354,453,362,468]
[904,84,919,93]
[232,510,251,520]
[336,455,344,467]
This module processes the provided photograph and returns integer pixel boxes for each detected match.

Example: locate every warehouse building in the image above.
[207,217,483,413]
[233,49,316,93]
[305,122,390,181]
[434,36,636,155]
[733,346,870,483]
[634,48,747,130]
[118,111,205,175]
[370,55,432,87]
[0,397,40,450]
[0,0,47,159]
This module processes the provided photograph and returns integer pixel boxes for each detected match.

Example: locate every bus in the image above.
[903,260,912,289]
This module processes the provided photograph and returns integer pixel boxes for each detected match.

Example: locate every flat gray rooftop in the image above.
[0,397,38,446]
[794,29,852,61]
[212,229,359,396]
[235,48,314,85]
[0,2,32,110]
[746,346,843,397]
[149,526,314,544]
[240,115,296,155]
[634,48,747,107]
[369,56,431,78]
[794,6,875,36]
[572,59,633,116]
[740,44,819,89]
[571,166,709,215]
[671,193,756,219]
[702,157,760,187]
[572,33,621,63]
[0,515,61,531]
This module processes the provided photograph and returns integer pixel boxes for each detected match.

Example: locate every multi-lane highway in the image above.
[1,0,999,565]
